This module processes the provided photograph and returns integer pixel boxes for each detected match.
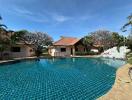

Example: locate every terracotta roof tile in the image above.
[53,37,80,46]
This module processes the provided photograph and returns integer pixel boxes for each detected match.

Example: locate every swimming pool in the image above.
[0,57,125,100]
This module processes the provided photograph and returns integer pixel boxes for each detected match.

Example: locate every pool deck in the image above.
[0,57,37,64]
[98,64,132,100]
[0,55,100,64]
[72,55,101,58]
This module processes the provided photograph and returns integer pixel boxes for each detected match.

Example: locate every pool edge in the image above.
[98,63,132,100]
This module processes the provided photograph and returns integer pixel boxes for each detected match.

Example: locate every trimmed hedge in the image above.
[75,51,99,55]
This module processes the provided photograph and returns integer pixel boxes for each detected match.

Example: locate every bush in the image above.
[89,51,99,55]
[98,47,104,53]
[127,39,132,51]
[75,52,89,55]
[75,51,99,55]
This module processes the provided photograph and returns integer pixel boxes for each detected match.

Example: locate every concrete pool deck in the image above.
[99,64,132,100]
[0,57,37,64]
[0,55,100,63]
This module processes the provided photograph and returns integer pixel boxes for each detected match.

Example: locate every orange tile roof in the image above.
[53,37,80,46]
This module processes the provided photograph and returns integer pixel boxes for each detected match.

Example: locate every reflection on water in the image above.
[40,57,126,70]
[100,58,126,68]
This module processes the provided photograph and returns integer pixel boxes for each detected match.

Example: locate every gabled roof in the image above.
[53,37,80,46]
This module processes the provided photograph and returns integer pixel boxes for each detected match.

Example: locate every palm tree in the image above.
[122,14,132,51]
[121,14,132,34]
[0,15,7,29]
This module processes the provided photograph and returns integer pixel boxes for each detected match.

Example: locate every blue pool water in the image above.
[0,58,125,100]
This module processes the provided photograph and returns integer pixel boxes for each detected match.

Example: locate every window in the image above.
[11,47,21,52]
[61,48,66,52]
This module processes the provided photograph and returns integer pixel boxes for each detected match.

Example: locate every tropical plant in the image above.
[0,15,7,29]
[82,35,94,52]
[122,14,132,51]
[10,30,28,44]
[112,32,125,46]
[121,14,132,33]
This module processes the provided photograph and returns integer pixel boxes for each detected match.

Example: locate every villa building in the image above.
[0,30,35,59]
[0,43,35,59]
[48,37,86,57]
[10,43,35,58]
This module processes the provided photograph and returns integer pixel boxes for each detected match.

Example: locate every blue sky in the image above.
[0,0,132,40]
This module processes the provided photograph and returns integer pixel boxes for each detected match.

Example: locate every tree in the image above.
[121,14,132,39]
[0,29,10,59]
[22,32,53,57]
[111,32,125,47]
[0,16,8,59]
[0,15,7,29]
[122,14,132,51]
[10,30,28,44]
[82,35,94,52]
[90,30,113,50]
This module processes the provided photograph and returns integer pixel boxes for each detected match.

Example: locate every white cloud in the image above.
[53,15,70,22]
[10,7,48,23]
[13,7,33,15]
[48,12,71,22]
[10,7,71,23]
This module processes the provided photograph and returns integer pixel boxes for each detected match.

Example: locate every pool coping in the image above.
[98,63,132,100]
[0,55,101,65]
[0,57,38,65]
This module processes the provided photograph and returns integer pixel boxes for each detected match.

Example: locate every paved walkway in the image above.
[99,64,132,100]
[72,55,100,58]
[0,57,37,64]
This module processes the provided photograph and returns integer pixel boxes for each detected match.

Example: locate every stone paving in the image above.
[99,64,132,100]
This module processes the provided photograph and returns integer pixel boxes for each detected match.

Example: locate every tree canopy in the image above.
[82,30,125,51]
[22,31,53,48]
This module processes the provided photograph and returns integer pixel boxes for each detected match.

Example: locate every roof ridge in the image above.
[53,37,80,46]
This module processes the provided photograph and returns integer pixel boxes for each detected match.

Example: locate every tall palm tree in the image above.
[121,14,132,34]
[0,15,7,29]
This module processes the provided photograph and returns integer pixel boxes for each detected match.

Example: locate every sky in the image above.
[0,0,132,41]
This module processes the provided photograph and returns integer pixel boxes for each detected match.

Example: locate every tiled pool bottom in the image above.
[0,58,126,100]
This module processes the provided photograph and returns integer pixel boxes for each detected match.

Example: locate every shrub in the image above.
[127,39,132,51]
[75,51,99,55]
[98,47,104,53]
[75,52,89,55]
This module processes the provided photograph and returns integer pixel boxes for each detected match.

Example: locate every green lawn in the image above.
[127,52,132,64]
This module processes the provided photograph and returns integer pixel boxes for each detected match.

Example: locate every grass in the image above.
[127,52,132,64]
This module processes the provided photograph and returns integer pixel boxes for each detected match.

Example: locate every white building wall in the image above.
[0,45,35,58]
[91,49,99,53]
[49,46,72,56]
[11,45,35,58]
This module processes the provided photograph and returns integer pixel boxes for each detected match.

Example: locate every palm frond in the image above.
[0,15,2,20]
[127,14,132,20]
[121,21,132,32]
[0,24,7,29]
